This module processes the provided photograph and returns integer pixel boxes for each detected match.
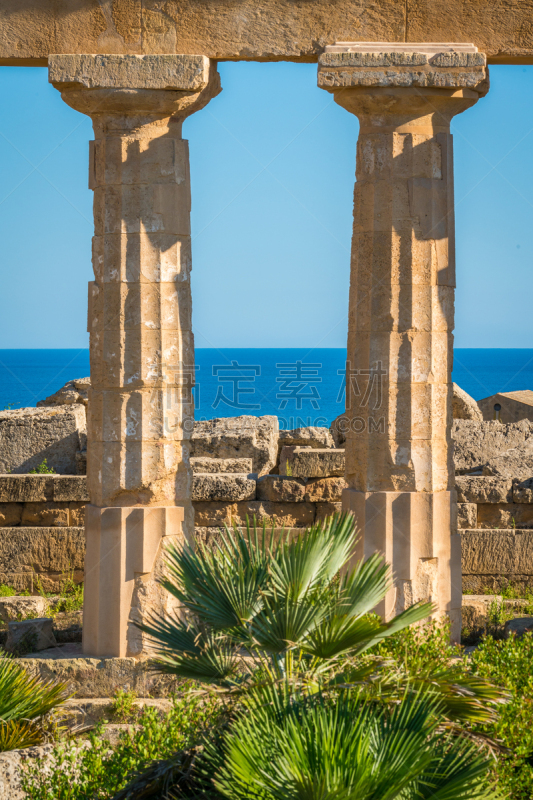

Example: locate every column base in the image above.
[342,488,461,641]
[83,505,188,658]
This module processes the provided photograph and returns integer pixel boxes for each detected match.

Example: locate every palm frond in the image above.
[0,654,68,723]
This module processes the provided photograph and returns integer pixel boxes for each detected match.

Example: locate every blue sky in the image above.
[0,62,532,349]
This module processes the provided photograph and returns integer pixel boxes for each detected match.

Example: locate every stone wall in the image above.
[3,456,533,594]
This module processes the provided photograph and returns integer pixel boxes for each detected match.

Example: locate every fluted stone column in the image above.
[49,55,220,657]
[318,44,488,639]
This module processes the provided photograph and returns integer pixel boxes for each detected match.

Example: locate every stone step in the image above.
[18,643,178,698]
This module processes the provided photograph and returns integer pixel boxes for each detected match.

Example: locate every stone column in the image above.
[318,44,488,639]
[49,55,220,657]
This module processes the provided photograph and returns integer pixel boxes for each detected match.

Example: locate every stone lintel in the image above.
[49,54,210,92]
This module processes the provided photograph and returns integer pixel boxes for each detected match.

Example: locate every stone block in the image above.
[0,476,52,503]
[0,405,87,475]
[52,476,89,502]
[477,503,533,529]
[452,419,533,475]
[49,54,210,92]
[191,474,256,502]
[19,643,179,698]
[504,617,533,639]
[256,476,307,503]
[190,457,253,474]
[21,502,69,527]
[191,416,278,476]
[304,477,347,503]
[278,427,334,449]
[279,447,345,478]
[0,596,50,623]
[457,503,477,529]
[193,502,236,528]
[455,476,512,504]
[6,618,56,653]
[452,383,482,421]
[0,527,85,591]
[0,503,22,527]
[460,529,533,575]
[513,478,533,503]
[234,501,315,528]
[315,502,343,523]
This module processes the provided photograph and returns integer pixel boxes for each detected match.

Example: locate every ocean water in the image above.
[1,348,533,427]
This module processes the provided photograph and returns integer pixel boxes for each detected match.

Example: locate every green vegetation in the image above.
[0,655,68,751]
[19,514,533,799]
[0,584,29,597]
[29,458,56,474]
[21,689,222,800]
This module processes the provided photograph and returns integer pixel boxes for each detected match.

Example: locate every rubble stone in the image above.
[37,377,90,408]
[452,383,483,421]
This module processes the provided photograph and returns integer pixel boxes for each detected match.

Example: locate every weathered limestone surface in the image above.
[0,527,85,593]
[0,3,532,64]
[461,529,533,575]
[477,503,533,530]
[0,595,49,622]
[50,54,221,658]
[192,474,256,502]
[483,446,533,480]
[457,503,477,529]
[192,416,278,476]
[455,476,512,504]
[278,427,334,449]
[0,744,54,800]
[452,383,482,421]
[304,477,347,502]
[330,413,348,448]
[38,377,90,408]
[316,501,343,522]
[514,478,533,503]
[320,44,488,637]
[20,645,178,697]
[453,419,533,474]
[0,475,89,503]
[234,500,316,528]
[0,405,87,474]
[256,475,307,503]
[279,447,345,477]
[190,456,253,474]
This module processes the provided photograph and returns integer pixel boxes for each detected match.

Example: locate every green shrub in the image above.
[29,459,55,474]
[207,685,501,800]
[21,689,222,800]
[470,633,533,799]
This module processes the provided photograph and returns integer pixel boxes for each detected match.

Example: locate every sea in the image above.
[1,348,533,428]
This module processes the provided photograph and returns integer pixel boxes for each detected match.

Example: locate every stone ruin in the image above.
[1,0,532,659]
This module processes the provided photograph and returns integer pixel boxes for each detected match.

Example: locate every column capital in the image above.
[49,54,221,121]
[318,43,489,129]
